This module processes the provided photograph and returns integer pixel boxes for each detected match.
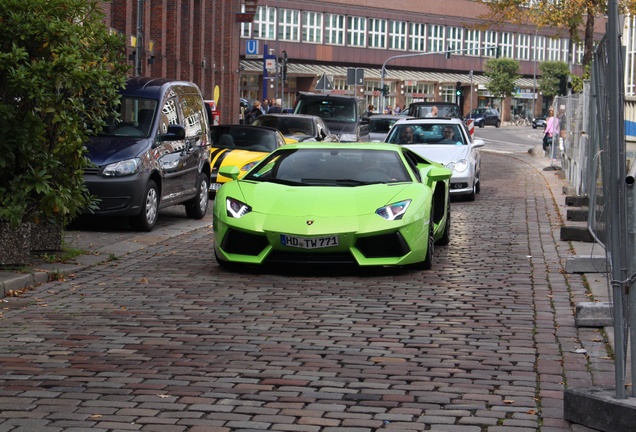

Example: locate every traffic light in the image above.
[382,84,389,97]
[455,81,462,97]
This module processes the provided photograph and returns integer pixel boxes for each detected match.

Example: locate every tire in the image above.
[475,178,481,194]
[185,173,209,219]
[478,121,485,128]
[131,180,159,232]
[495,120,501,128]
[465,185,476,202]
[436,208,450,246]
[414,217,435,270]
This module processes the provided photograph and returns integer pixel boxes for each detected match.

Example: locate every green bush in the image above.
[0,0,129,227]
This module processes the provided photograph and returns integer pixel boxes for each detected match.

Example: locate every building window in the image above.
[254,6,276,40]
[407,82,435,103]
[389,20,407,50]
[446,26,463,54]
[278,9,300,42]
[500,32,513,58]
[347,16,367,47]
[517,33,531,61]
[534,35,546,61]
[440,84,455,103]
[428,24,444,53]
[303,11,323,44]
[561,38,570,63]
[368,18,386,49]
[325,13,344,45]
[240,4,252,38]
[465,29,480,56]
[409,23,426,52]
[574,41,584,65]
[483,30,498,56]
[547,37,560,61]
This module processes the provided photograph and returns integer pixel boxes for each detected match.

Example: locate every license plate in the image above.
[280,234,339,249]
[210,182,222,191]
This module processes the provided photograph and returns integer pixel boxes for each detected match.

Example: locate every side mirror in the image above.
[472,139,485,149]
[427,166,453,181]
[160,124,186,141]
[219,165,241,180]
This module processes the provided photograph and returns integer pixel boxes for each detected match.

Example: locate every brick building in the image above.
[102,0,606,123]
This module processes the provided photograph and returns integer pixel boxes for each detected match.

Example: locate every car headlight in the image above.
[241,161,260,172]
[102,158,140,177]
[339,133,358,142]
[226,197,252,218]
[376,200,411,221]
[446,159,469,173]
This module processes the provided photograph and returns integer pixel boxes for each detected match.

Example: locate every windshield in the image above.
[98,97,158,138]
[295,99,356,123]
[253,116,315,136]
[245,148,411,185]
[211,126,279,152]
[370,117,399,133]
[386,123,466,146]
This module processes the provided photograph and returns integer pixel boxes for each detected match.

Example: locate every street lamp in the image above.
[380,51,441,113]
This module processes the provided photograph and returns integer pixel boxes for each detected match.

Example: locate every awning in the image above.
[240,60,537,88]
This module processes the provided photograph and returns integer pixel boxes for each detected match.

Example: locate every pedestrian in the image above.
[543,107,558,153]
[268,98,282,114]
[246,100,263,124]
[261,99,270,114]
[365,104,375,117]
[394,104,401,114]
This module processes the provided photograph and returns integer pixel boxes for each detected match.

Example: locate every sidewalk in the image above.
[0,209,213,297]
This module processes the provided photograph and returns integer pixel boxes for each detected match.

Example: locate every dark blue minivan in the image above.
[84,77,211,231]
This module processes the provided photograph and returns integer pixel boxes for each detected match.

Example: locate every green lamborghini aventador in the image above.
[212,142,452,270]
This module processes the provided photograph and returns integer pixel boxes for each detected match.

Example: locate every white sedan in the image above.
[384,117,484,201]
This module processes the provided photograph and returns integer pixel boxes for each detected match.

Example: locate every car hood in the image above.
[85,136,151,166]
[400,144,472,165]
[235,182,413,217]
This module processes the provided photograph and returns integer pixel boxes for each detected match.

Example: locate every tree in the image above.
[476,0,636,70]
[484,58,520,115]
[0,0,129,228]
[538,61,570,97]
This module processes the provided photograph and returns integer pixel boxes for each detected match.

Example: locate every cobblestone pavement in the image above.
[0,152,613,431]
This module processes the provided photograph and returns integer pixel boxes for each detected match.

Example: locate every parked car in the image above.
[84,77,211,231]
[293,92,370,142]
[252,113,339,142]
[385,117,484,201]
[532,116,547,129]
[209,124,293,195]
[465,107,501,128]
[368,114,412,141]
[406,102,461,119]
[213,142,452,270]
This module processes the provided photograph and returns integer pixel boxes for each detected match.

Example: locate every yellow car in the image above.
[209,125,295,194]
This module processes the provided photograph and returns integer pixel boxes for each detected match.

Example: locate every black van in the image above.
[293,92,370,142]
[83,77,211,231]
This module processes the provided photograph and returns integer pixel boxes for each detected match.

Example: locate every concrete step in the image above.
[567,207,589,221]
[565,195,589,207]
[560,225,595,242]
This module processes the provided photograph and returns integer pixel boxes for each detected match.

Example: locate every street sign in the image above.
[346,68,364,86]
[315,73,333,91]
[265,58,276,74]
[246,39,260,59]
